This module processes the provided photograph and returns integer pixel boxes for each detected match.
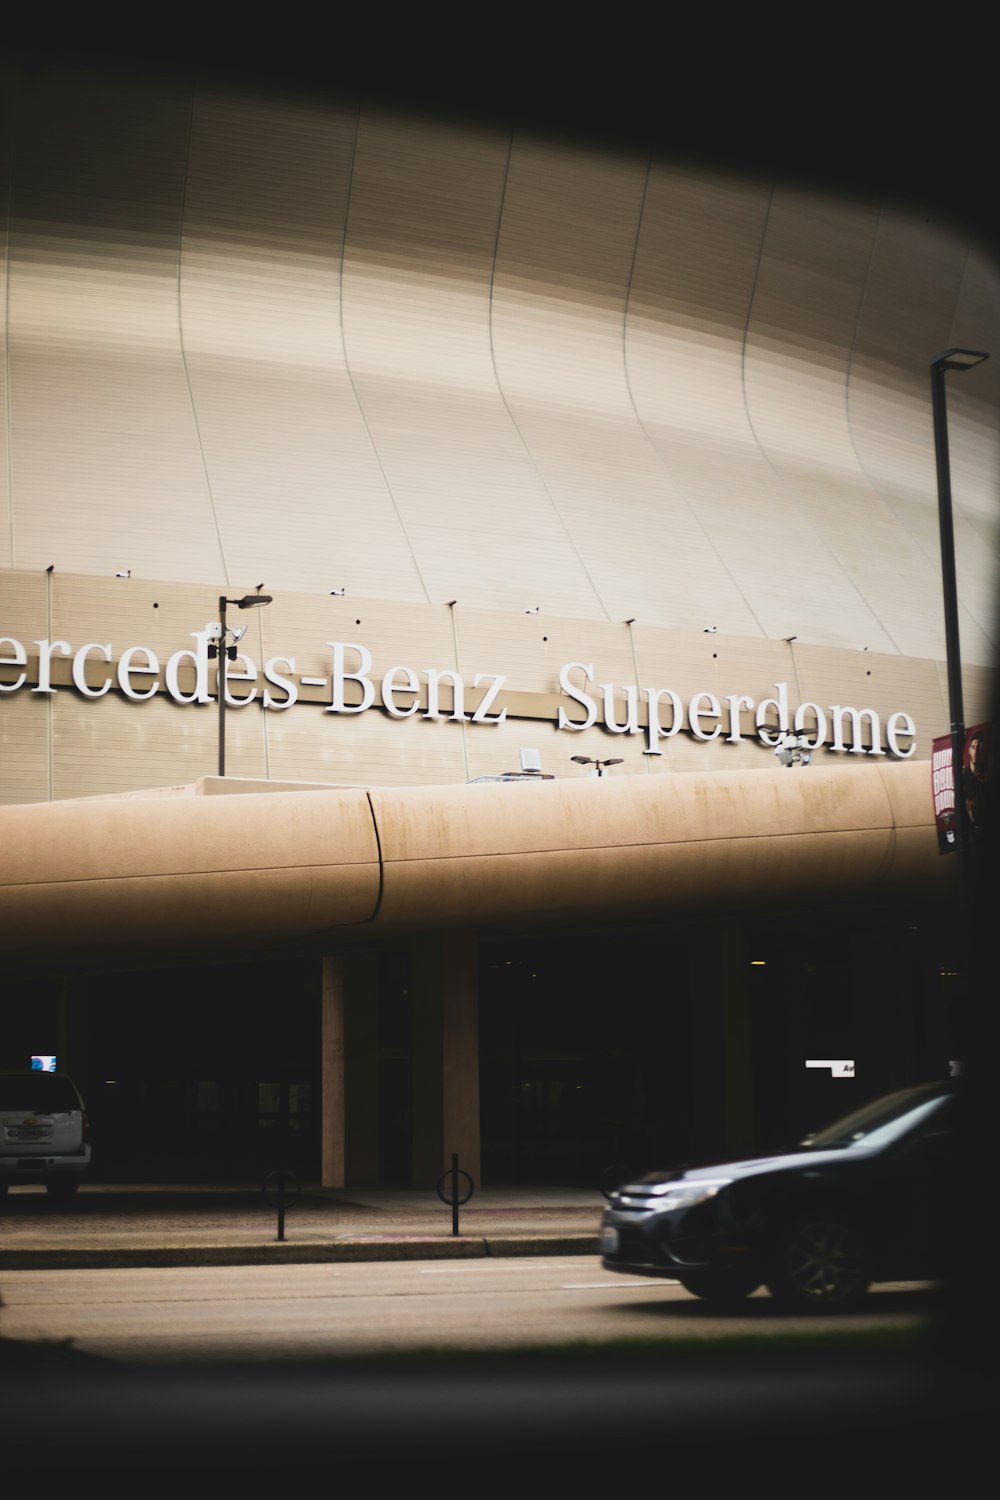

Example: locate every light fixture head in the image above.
[774,730,813,767]
[604,759,624,767]
[235,593,273,608]
[571,756,592,765]
[931,348,989,372]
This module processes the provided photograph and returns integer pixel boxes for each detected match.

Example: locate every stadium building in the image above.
[1,59,997,1186]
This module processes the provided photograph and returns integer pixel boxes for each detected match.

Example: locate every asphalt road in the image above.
[0,1256,940,1364]
[2,1259,980,1475]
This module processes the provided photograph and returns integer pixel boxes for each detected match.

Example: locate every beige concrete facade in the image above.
[0,65,997,810]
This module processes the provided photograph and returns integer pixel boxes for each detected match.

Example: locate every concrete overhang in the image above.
[0,761,951,973]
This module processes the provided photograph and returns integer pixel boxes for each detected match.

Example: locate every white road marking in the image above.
[418,1262,586,1273]
[562,1282,677,1289]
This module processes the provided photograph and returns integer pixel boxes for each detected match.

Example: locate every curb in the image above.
[0,1234,601,1270]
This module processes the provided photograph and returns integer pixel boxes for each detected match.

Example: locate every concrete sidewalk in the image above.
[0,1181,605,1268]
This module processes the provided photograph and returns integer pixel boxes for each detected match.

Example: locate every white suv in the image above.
[0,1071,92,1199]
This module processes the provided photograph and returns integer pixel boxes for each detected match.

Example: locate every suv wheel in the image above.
[765,1217,871,1312]
[46,1180,79,1202]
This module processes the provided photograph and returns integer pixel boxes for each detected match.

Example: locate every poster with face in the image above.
[961,722,992,844]
[932,723,992,853]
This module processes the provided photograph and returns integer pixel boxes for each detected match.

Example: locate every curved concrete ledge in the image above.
[0,788,382,958]
[369,761,949,928]
[0,761,950,966]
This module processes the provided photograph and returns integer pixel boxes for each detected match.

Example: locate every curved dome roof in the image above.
[1,69,997,665]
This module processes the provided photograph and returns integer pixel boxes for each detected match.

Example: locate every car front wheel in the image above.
[46,1179,79,1201]
[765,1217,871,1313]
[676,1266,761,1307]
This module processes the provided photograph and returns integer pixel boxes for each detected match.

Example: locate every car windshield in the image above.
[800,1084,952,1151]
[0,1074,81,1112]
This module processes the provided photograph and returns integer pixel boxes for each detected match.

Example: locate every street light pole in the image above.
[214,591,274,778]
[217,595,229,779]
[929,348,989,908]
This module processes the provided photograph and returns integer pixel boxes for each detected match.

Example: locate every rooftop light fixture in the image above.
[774,732,813,768]
[571,755,624,777]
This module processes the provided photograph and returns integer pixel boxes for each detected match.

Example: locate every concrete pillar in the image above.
[56,983,72,1075]
[320,955,346,1187]
[344,952,379,1186]
[722,922,756,1156]
[411,931,481,1188]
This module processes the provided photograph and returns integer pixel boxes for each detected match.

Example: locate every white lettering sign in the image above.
[165,629,212,705]
[0,636,27,693]
[0,630,921,759]
[263,657,297,709]
[117,645,160,701]
[72,642,114,699]
[471,672,507,725]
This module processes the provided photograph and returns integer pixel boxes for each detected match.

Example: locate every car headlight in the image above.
[649,1179,732,1212]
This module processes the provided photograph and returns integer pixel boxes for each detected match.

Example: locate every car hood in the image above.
[622,1146,869,1191]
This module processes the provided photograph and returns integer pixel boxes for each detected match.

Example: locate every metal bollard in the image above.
[436,1151,474,1235]
[262,1165,301,1241]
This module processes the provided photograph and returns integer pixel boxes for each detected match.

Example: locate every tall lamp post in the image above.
[929,348,989,909]
[212,591,273,777]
